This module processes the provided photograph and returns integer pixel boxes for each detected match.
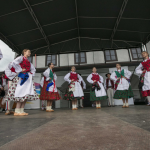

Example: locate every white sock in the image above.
[147,96,150,103]
[96,104,98,108]
[50,106,52,110]
[99,104,101,107]
[46,106,49,110]
[20,108,25,113]
[15,108,20,113]
[126,103,128,106]
[123,103,125,106]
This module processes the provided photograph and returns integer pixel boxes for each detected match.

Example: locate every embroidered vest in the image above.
[19,57,31,72]
[106,78,114,89]
[141,59,150,71]
[70,72,78,81]
[91,73,100,82]
[115,69,124,78]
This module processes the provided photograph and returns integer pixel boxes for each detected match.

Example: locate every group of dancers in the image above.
[0,49,150,116]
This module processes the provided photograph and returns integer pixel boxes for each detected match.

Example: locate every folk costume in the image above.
[0,49,3,60]
[4,56,39,115]
[77,75,86,108]
[64,72,84,109]
[40,68,61,111]
[110,69,134,107]
[136,57,150,105]
[104,73,114,106]
[87,73,108,108]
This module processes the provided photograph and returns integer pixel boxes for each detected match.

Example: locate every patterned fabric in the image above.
[141,58,150,71]
[106,78,114,89]
[70,72,78,81]
[19,57,31,72]
[91,74,100,82]
[49,69,54,81]
[64,84,84,101]
[90,86,108,101]
[4,76,39,102]
[115,69,124,78]
[114,86,134,99]
[91,82,100,91]
[40,77,61,100]
[141,90,150,97]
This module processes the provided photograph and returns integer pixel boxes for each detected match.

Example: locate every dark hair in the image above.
[116,63,121,66]
[48,62,53,67]
[22,49,30,55]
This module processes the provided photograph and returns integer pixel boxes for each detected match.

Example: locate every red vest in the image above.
[19,57,31,72]
[91,73,100,82]
[70,72,78,81]
[106,78,114,89]
[141,59,150,71]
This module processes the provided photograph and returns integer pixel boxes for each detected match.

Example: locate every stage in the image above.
[0,106,150,150]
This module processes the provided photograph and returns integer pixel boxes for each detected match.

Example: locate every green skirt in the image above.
[114,86,134,99]
[90,87,108,101]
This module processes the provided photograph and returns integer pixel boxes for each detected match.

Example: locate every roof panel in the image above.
[123,0,150,19]
[80,29,112,39]
[118,18,150,33]
[78,0,123,17]
[0,0,25,16]
[43,18,77,36]
[79,18,116,29]
[47,29,78,44]
[0,10,37,36]
[31,0,76,25]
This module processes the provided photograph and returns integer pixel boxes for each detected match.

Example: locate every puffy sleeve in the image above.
[110,72,117,82]
[11,56,23,73]
[77,74,82,83]
[135,63,143,76]
[124,69,132,79]
[43,68,50,81]
[54,73,57,81]
[30,63,36,76]
[64,73,71,83]
[5,63,17,80]
[99,75,103,83]
[0,49,3,59]
[87,74,93,84]
[40,77,44,87]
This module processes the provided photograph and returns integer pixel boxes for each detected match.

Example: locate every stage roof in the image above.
[0,0,150,55]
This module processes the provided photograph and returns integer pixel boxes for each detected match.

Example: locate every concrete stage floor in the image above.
[0,106,150,150]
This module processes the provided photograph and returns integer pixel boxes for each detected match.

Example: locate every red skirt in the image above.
[141,90,150,97]
[40,77,61,101]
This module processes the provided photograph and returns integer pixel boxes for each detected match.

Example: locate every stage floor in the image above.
[0,106,150,150]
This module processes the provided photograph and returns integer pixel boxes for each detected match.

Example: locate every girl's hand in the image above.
[22,69,26,72]
[94,80,97,82]
[71,79,74,82]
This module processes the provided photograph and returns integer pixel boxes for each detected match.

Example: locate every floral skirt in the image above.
[141,90,150,97]
[114,86,134,99]
[64,85,84,101]
[90,87,108,101]
[4,76,40,102]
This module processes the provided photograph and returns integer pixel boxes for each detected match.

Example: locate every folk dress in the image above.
[87,73,108,101]
[110,69,134,99]
[4,56,39,102]
[136,57,150,97]
[40,68,61,101]
[64,72,84,101]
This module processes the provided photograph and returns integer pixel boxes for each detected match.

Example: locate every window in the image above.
[74,52,87,64]
[104,50,117,61]
[46,55,57,66]
[130,48,142,60]
[28,56,32,63]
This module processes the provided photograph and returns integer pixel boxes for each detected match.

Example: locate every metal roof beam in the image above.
[75,0,81,51]
[23,0,50,49]
[110,0,128,40]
